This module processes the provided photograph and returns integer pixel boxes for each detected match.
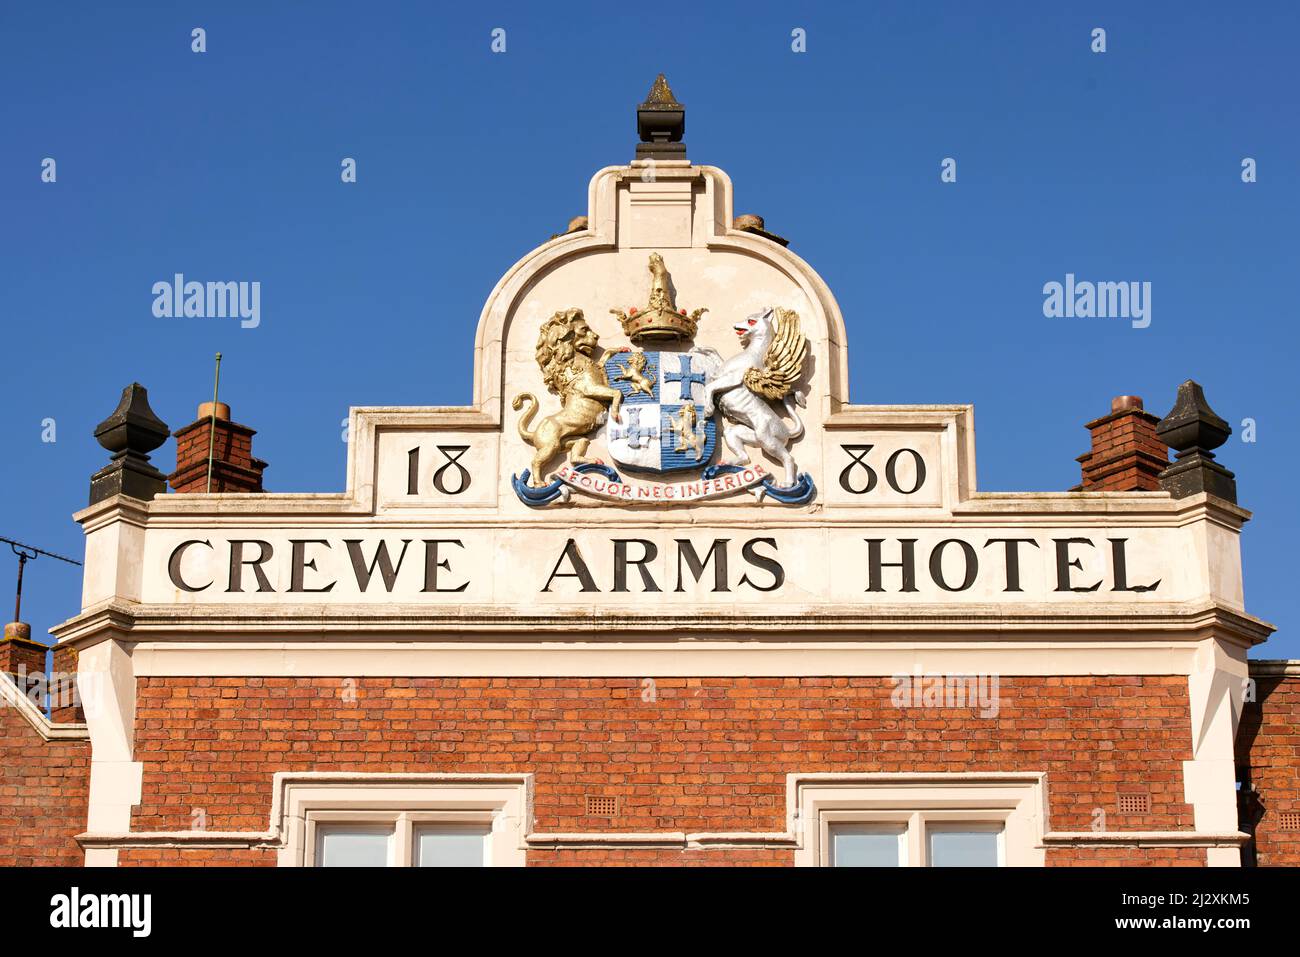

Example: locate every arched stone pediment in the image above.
[473,163,849,427]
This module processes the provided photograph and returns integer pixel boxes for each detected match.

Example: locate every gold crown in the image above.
[610,252,707,344]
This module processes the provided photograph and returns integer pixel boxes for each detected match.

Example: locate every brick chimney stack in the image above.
[49,643,83,723]
[0,622,47,701]
[0,627,83,723]
[168,401,268,493]
[1074,395,1169,492]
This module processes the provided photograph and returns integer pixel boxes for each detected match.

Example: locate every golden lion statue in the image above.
[512,308,624,487]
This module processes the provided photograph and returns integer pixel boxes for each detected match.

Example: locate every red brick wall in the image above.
[1237,674,1300,866]
[7,669,1289,868]
[126,675,1199,866]
[0,691,90,866]
[1046,846,1207,867]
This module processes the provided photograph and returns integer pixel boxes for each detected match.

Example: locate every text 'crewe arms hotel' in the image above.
[161,532,1165,602]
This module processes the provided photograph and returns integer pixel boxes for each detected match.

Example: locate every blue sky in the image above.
[1,2,1296,655]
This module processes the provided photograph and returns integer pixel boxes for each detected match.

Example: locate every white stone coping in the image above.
[1248,659,1300,676]
[0,672,88,741]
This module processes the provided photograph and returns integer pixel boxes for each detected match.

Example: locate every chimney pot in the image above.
[1111,395,1143,412]
[198,401,231,421]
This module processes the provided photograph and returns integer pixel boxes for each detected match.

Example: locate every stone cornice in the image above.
[72,488,1247,527]
[51,597,1274,649]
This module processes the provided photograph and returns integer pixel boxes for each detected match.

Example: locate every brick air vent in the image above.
[1277,812,1300,832]
[1117,794,1150,815]
[586,795,619,817]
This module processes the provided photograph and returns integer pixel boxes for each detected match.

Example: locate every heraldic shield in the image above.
[602,349,717,473]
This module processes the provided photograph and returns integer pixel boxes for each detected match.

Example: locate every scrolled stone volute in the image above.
[88,383,171,505]
[1155,379,1237,503]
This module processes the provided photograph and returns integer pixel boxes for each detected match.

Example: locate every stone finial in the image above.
[636,74,686,161]
[1155,380,1237,502]
[88,383,171,504]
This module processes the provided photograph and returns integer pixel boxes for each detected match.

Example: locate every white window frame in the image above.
[793,772,1045,867]
[275,773,529,867]
[307,811,495,867]
[923,817,1006,867]
[311,821,398,867]
[824,820,909,867]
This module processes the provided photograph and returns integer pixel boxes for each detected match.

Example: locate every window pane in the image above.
[316,826,391,867]
[415,825,489,867]
[928,829,1000,867]
[828,825,902,867]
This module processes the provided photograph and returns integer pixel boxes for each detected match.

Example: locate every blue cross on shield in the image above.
[603,349,718,473]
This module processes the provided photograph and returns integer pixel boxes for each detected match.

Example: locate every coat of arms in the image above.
[510,253,815,506]
[603,348,717,473]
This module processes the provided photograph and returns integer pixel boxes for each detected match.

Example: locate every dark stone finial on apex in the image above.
[88,382,171,505]
[636,74,686,161]
[1155,380,1237,503]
